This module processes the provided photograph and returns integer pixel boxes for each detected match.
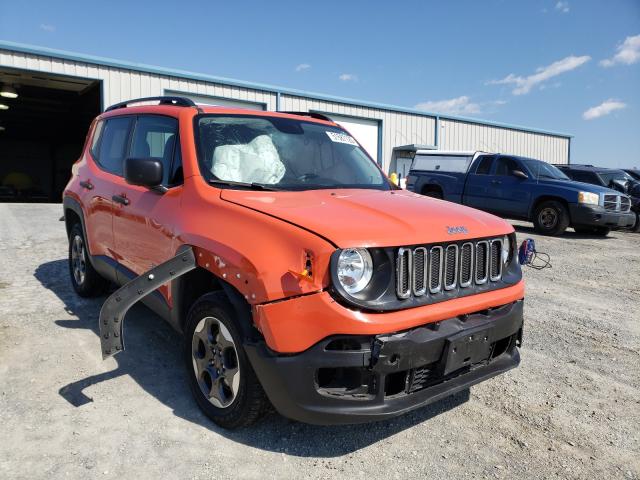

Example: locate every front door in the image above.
[112,115,183,280]
[486,156,531,218]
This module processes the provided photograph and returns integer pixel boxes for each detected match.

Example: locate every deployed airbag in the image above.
[212,135,286,184]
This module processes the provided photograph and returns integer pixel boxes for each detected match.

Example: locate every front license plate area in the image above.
[442,328,493,376]
[618,217,627,226]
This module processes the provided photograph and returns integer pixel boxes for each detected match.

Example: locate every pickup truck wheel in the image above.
[68,223,107,297]
[633,212,640,233]
[184,292,269,429]
[533,201,570,236]
[422,189,443,199]
[574,226,611,236]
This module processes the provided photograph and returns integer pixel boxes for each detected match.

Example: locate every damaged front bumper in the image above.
[245,300,523,425]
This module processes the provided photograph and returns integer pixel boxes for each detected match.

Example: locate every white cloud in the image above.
[600,34,640,67]
[487,55,590,95]
[295,63,311,72]
[582,99,626,120]
[555,1,570,13]
[40,23,55,32]
[339,73,358,82]
[414,96,482,115]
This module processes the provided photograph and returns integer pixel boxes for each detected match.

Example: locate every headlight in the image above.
[336,248,373,295]
[501,235,511,265]
[578,191,600,206]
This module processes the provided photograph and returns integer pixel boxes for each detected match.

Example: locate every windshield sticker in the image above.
[326,131,359,146]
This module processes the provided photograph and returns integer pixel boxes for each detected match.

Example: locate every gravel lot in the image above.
[0,203,638,480]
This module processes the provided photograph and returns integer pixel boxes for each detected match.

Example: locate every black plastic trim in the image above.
[105,96,196,112]
[245,300,523,425]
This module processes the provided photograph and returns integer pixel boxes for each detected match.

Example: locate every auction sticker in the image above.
[326,131,359,146]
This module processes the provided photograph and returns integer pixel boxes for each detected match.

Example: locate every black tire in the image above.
[574,226,611,236]
[68,223,108,297]
[184,292,269,429]
[633,212,640,233]
[422,188,443,199]
[533,200,570,236]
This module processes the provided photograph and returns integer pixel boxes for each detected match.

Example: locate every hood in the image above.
[220,188,512,248]
[534,177,618,195]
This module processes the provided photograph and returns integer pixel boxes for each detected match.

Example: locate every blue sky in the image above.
[1,0,638,167]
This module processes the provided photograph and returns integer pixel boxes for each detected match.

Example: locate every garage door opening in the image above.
[0,68,101,203]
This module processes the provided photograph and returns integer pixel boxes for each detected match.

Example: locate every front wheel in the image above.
[533,201,570,236]
[184,292,269,429]
[632,212,640,233]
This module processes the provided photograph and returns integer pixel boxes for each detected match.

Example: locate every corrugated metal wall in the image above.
[0,47,570,171]
[439,119,570,165]
[280,94,436,171]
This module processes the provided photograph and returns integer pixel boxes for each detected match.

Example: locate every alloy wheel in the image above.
[191,316,240,408]
[71,235,86,286]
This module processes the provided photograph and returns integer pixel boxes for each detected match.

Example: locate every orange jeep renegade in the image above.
[63,96,525,429]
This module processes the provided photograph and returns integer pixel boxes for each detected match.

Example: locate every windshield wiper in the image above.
[208,179,282,191]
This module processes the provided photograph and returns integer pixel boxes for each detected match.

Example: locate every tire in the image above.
[68,223,108,297]
[184,292,269,429]
[422,189,443,199]
[533,200,570,236]
[633,212,640,233]
[574,226,611,236]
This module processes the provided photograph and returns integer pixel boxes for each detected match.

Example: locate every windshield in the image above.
[522,159,570,180]
[195,115,390,191]
[598,170,636,185]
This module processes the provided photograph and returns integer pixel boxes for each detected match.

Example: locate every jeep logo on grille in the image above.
[447,226,468,235]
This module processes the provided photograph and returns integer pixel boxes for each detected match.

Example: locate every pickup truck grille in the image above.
[396,238,503,299]
[604,194,631,213]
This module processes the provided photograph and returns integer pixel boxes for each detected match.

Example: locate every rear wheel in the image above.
[633,212,640,233]
[533,200,570,236]
[68,223,107,297]
[421,188,443,199]
[184,292,269,429]
[574,226,611,237]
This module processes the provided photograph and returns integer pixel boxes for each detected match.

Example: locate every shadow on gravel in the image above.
[35,258,470,458]
[513,224,619,240]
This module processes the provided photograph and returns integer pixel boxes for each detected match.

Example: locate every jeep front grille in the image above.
[396,238,503,299]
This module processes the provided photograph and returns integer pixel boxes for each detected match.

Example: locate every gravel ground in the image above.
[0,203,638,480]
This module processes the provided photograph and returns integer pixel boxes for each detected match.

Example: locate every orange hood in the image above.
[220,188,513,248]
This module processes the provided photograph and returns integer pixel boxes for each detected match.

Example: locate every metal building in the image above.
[0,40,572,203]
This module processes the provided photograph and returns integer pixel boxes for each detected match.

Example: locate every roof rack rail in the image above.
[557,163,594,167]
[281,111,334,122]
[105,96,197,112]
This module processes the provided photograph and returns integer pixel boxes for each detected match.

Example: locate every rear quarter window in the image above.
[95,117,134,176]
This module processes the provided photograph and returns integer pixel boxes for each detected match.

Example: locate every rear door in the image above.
[111,114,183,282]
[461,155,496,211]
[82,116,134,260]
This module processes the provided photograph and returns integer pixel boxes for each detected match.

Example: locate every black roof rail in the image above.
[105,96,197,112]
[281,111,335,122]
[559,163,594,167]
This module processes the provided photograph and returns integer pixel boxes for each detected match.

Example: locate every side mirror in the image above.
[124,157,163,189]
[512,169,528,179]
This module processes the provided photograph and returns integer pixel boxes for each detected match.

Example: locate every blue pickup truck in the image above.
[406,151,636,236]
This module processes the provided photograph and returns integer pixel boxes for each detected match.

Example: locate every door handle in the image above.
[491,180,502,185]
[79,180,94,190]
[112,194,130,206]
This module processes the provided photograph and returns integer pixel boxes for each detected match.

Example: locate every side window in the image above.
[90,120,104,158]
[130,115,178,186]
[96,117,134,175]
[495,157,519,176]
[570,171,594,184]
[475,156,494,175]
